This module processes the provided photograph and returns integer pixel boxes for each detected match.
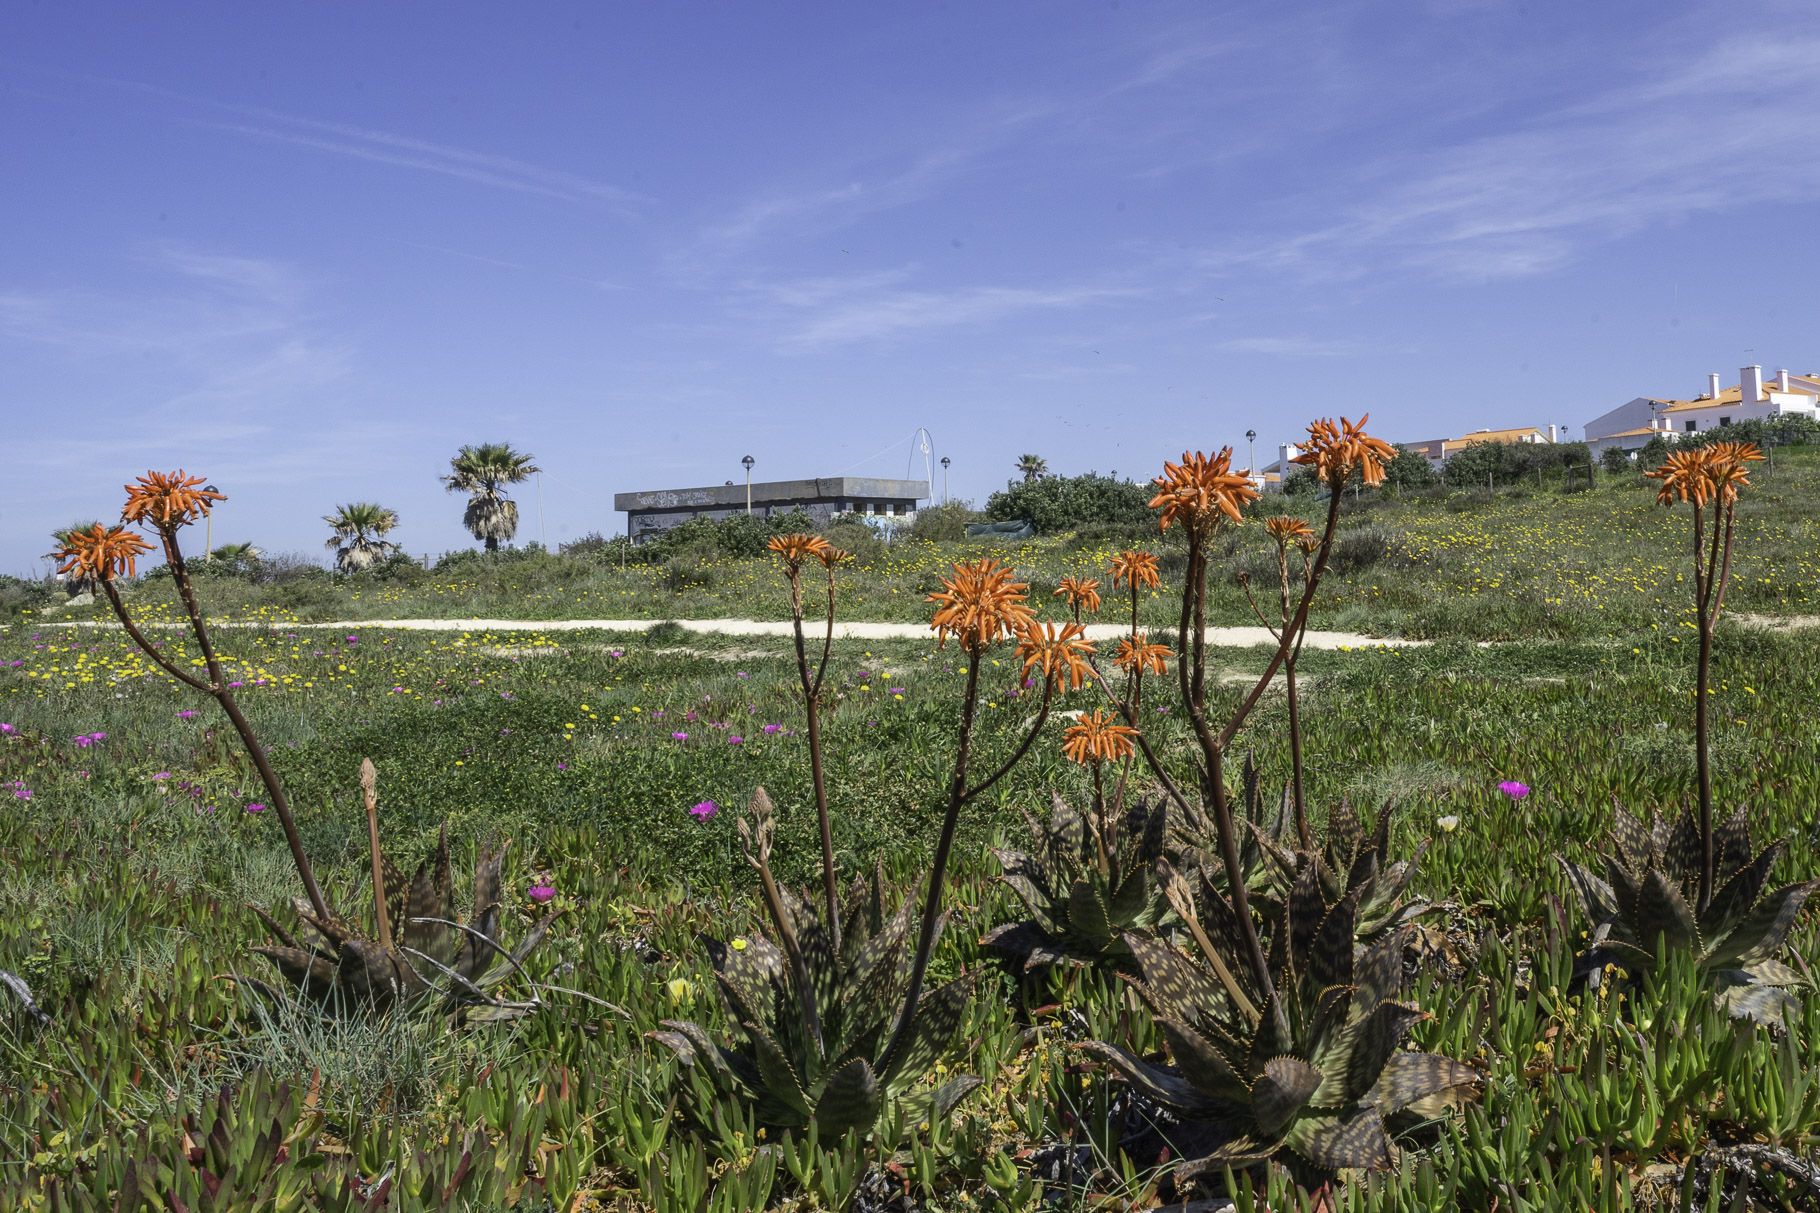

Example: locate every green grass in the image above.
[2,471,1819,1208]
[27,443,1820,643]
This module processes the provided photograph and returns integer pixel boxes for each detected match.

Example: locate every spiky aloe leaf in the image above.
[400,827,456,966]
[1338,1001,1426,1108]
[1700,839,1784,945]
[1124,934,1228,1026]
[1365,1053,1481,1115]
[1048,793,1086,859]
[1155,1017,1247,1101]
[1661,812,1701,887]
[1285,1110,1393,1171]
[1287,865,1325,966]
[1635,869,1699,954]
[991,849,1058,934]
[1067,878,1113,947]
[1309,886,1363,994]
[1076,1042,1224,1119]
[813,1058,880,1136]
[249,947,339,1002]
[880,972,973,1092]
[1251,1055,1321,1136]
[742,1019,813,1122]
[1610,808,1649,871]
[1714,982,1803,1031]
[1704,880,1820,969]
[1558,858,1618,926]
[1353,927,1411,1009]
[1713,808,1754,881]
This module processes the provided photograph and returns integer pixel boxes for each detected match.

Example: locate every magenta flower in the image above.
[728,736,743,744]
[690,800,718,821]
[672,731,689,741]
[177,710,197,719]
[0,724,15,735]
[763,723,781,734]
[1498,781,1530,800]
[529,884,556,904]
[245,802,266,813]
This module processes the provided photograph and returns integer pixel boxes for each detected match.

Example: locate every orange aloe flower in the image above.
[1062,709,1138,766]
[1054,576,1102,616]
[815,543,850,569]
[1703,441,1763,503]
[1291,416,1397,489]
[1106,549,1161,592]
[767,532,833,570]
[55,524,153,582]
[1149,449,1258,536]
[1113,633,1170,677]
[1263,516,1315,548]
[1647,448,1716,507]
[121,471,226,531]
[927,559,1035,654]
[1015,621,1096,693]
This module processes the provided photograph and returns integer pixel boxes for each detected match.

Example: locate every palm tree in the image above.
[1016,454,1049,483]
[443,444,539,551]
[324,503,400,572]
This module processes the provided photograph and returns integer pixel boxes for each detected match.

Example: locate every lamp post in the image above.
[940,456,950,503]
[1245,430,1257,477]
[203,484,221,559]
[742,455,755,515]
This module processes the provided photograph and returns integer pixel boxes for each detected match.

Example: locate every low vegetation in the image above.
[0,425,1815,1210]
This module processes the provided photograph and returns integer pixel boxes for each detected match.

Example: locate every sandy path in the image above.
[274,617,1423,650]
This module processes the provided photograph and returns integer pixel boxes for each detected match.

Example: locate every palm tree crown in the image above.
[443,443,539,551]
[1016,454,1049,483]
[324,502,400,573]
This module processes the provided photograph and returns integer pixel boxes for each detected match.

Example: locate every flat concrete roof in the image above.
[614,476,929,513]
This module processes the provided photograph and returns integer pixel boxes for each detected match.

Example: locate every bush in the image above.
[661,540,723,591]
[1382,448,1439,490]
[908,501,975,542]
[983,472,1153,534]
[820,520,888,568]
[636,509,819,564]
[261,579,339,617]
[1600,445,1633,475]
[0,575,53,619]
[1326,525,1413,575]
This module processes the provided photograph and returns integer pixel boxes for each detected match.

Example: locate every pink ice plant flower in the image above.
[1498,781,1530,800]
[690,800,717,821]
[529,884,556,904]
[672,731,688,741]
[245,802,266,813]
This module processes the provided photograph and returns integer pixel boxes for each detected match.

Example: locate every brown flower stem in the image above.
[362,759,393,951]
[751,829,824,1058]
[96,580,212,693]
[963,683,1053,802]
[785,565,840,948]
[1087,655,1196,821]
[161,526,333,924]
[882,650,981,1076]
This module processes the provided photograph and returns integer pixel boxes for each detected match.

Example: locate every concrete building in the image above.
[615,476,928,544]
[1585,365,1820,458]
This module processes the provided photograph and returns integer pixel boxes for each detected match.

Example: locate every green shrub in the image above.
[0,575,53,619]
[982,471,1152,534]
[908,501,975,542]
[820,520,888,567]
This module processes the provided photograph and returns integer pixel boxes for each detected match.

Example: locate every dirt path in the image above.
[284,618,1422,650]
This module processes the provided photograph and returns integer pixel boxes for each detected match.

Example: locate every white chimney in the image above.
[1742,364,1764,403]
[1707,372,1721,400]
[1778,368,1790,393]
[1547,424,1558,442]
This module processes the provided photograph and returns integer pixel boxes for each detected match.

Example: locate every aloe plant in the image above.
[1081,872,1479,1183]
[1558,806,1819,1029]
[250,761,559,1019]
[651,788,980,1138]
[981,792,1170,972]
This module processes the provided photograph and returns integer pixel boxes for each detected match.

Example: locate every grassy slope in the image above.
[28,444,1820,641]
[2,462,1819,1206]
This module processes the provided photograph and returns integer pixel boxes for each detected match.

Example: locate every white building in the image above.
[1585,365,1820,458]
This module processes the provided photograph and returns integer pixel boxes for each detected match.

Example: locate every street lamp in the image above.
[203,484,221,559]
[741,455,755,515]
[1245,430,1257,476]
[940,456,950,503]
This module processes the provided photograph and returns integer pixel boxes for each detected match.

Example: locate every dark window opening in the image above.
[1719,416,1731,426]
[1685,420,1698,432]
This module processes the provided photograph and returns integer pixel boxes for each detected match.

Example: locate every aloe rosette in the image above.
[652,869,980,1138]
[981,792,1171,972]
[1558,806,1818,1028]
[1080,866,1479,1181]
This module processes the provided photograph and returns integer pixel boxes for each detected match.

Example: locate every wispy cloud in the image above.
[204,109,644,210]
[779,282,1138,348]
[1220,25,1820,281]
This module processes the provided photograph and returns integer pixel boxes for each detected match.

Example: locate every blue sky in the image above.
[6,1,1819,574]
